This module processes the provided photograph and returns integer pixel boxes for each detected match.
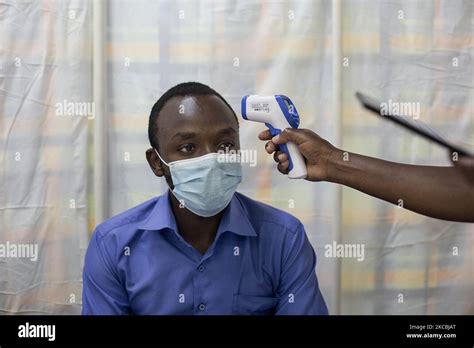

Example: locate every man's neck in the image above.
[169,192,223,255]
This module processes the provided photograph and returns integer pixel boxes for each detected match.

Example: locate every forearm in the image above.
[327,150,474,222]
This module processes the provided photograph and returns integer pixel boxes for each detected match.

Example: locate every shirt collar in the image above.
[139,191,257,238]
[138,191,177,232]
[217,192,257,237]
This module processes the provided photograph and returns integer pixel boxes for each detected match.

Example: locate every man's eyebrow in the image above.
[171,127,236,141]
[172,132,197,140]
[215,127,237,136]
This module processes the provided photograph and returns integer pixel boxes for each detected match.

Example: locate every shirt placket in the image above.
[192,236,221,315]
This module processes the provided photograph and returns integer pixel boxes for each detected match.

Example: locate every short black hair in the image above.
[148,81,238,149]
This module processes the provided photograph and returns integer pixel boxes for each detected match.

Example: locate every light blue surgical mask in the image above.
[154,149,242,217]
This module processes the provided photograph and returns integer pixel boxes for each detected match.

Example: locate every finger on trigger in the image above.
[273,151,282,163]
[265,141,275,154]
[277,153,287,162]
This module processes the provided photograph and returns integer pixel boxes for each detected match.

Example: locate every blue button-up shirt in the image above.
[82,191,328,315]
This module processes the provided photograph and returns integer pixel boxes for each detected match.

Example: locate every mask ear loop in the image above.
[154,148,170,167]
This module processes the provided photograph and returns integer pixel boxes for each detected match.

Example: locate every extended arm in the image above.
[260,128,474,222]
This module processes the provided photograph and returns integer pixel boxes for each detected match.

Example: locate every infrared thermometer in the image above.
[241,95,307,179]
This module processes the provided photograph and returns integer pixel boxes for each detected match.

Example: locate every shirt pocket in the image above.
[232,294,279,315]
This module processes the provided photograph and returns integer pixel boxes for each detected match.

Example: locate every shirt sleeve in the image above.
[274,222,328,315]
[82,228,130,315]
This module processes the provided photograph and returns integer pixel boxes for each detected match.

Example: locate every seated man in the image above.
[82,82,328,315]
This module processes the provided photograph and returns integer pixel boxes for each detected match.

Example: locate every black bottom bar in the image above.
[0,315,472,346]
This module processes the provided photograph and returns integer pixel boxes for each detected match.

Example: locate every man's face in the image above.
[146,94,240,188]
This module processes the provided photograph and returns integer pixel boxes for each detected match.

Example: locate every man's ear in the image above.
[146,148,165,177]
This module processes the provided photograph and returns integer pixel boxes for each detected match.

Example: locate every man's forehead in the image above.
[161,94,231,116]
[157,94,238,129]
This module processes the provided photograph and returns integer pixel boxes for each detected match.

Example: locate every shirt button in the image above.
[198,265,204,272]
[199,303,206,311]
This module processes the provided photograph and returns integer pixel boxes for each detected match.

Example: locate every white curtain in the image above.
[0,0,90,314]
[0,0,472,315]
[339,0,473,314]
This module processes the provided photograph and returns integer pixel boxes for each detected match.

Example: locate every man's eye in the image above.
[219,142,235,153]
[179,144,195,153]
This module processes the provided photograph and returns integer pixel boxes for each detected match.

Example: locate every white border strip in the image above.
[332,0,343,315]
[93,0,108,225]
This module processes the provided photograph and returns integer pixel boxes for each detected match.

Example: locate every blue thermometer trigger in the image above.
[265,123,294,172]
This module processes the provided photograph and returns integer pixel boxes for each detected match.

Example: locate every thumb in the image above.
[272,128,308,146]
